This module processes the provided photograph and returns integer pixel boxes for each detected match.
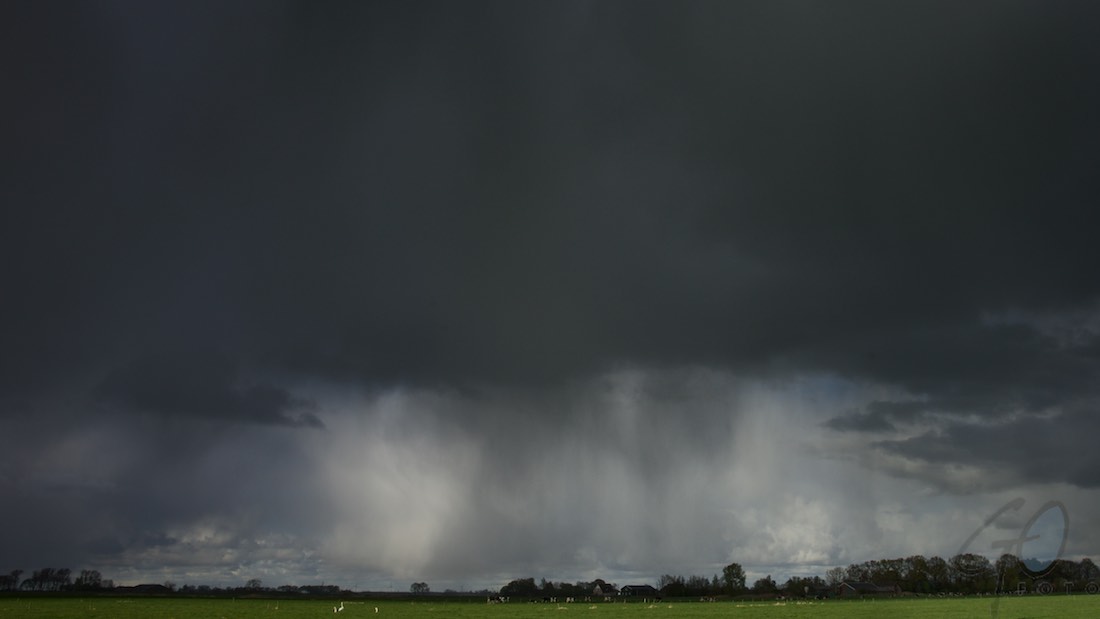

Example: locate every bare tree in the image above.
[0,570,21,592]
[75,569,103,590]
[824,567,846,586]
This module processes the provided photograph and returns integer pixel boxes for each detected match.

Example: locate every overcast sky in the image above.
[3,1,1100,591]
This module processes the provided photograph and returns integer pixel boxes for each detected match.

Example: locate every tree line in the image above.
[497,564,757,599]
[0,568,113,592]
[6,553,1098,598]
[825,554,1100,595]
[497,554,1100,599]
[0,570,340,595]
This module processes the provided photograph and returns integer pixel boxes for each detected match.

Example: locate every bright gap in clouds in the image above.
[26,366,1095,590]
[248,367,1070,590]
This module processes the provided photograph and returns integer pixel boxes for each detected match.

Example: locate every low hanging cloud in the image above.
[868,403,1100,492]
[94,348,322,428]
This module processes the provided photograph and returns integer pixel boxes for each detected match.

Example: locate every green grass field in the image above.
[1,596,1098,619]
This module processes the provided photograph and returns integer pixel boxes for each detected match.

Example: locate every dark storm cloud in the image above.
[95,348,322,427]
[5,0,1100,588]
[824,319,1100,432]
[5,1,1100,401]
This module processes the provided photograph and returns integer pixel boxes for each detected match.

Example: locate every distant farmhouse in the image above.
[592,583,618,596]
[619,584,660,598]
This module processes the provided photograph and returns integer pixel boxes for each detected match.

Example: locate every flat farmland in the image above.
[1,596,1098,619]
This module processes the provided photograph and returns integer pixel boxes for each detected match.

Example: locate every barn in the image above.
[619,584,661,598]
